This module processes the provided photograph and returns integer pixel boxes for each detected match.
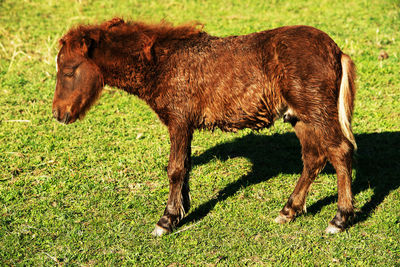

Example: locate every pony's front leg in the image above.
[152,123,193,236]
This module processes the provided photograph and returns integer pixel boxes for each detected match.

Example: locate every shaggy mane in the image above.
[59,17,204,56]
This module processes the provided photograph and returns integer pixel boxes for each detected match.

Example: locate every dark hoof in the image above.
[152,225,170,237]
[325,223,343,234]
[274,213,294,224]
[326,209,354,234]
[275,202,306,224]
[153,213,179,236]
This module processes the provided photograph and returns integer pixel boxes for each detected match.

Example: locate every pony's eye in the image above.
[63,67,75,77]
[64,71,74,77]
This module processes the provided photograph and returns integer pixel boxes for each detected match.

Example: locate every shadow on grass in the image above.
[180,131,400,228]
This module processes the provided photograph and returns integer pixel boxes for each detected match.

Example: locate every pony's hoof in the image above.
[325,223,342,234]
[274,213,292,224]
[152,225,169,237]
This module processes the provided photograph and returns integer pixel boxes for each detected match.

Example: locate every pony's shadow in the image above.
[180,131,400,227]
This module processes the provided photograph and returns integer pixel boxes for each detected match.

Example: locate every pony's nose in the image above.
[61,112,71,124]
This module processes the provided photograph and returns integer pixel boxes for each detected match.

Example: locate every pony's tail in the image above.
[338,53,357,151]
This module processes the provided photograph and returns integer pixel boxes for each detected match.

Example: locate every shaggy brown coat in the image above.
[53,18,357,235]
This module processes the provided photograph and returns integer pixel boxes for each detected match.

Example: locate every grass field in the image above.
[1,0,399,265]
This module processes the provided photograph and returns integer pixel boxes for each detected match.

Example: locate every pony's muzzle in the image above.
[61,112,71,124]
[52,108,71,124]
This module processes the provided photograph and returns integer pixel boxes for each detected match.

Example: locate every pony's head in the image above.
[52,17,203,124]
[52,26,104,124]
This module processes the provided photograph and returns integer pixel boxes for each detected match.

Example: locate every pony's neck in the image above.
[93,51,155,99]
[91,33,156,99]
[89,22,203,101]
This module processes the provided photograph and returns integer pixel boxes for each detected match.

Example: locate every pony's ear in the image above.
[81,30,100,57]
[142,35,156,62]
[102,17,125,30]
[59,37,66,47]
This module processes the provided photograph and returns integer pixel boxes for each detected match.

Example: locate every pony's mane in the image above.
[60,17,204,56]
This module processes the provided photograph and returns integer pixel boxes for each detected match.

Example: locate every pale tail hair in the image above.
[338,53,357,151]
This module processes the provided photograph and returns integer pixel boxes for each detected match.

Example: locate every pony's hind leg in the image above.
[275,121,327,224]
[275,119,355,233]
[325,140,354,233]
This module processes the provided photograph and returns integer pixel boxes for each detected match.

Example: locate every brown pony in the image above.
[53,18,357,236]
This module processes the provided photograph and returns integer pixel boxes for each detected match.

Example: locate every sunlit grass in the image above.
[1,0,399,265]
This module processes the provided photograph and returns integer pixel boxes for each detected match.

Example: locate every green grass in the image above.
[1,0,399,265]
